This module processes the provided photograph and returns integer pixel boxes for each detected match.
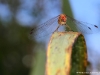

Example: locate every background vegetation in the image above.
[0,0,72,75]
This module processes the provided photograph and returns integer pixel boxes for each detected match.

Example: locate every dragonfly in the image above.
[30,14,99,39]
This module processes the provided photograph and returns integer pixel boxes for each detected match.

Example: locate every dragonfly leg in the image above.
[54,25,60,32]
[65,24,73,31]
[53,25,60,34]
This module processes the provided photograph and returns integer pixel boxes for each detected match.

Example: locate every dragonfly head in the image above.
[58,14,67,25]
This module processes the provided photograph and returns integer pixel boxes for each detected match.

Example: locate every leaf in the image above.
[46,31,87,75]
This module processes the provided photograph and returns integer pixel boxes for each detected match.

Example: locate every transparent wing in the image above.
[30,15,60,39]
[66,15,100,34]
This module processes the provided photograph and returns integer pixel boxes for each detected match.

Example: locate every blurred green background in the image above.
[0,0,72,75]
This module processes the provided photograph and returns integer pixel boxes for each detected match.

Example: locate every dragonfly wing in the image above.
[66,15,100,34]
[30,15,60,39]
[77,21,99,34]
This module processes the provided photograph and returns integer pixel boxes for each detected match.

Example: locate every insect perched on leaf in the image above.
[30,14,99,39]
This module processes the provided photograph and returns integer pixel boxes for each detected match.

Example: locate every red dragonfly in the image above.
[30,14,99,39]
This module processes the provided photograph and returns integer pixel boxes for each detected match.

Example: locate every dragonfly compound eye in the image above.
[58,14,67,25]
